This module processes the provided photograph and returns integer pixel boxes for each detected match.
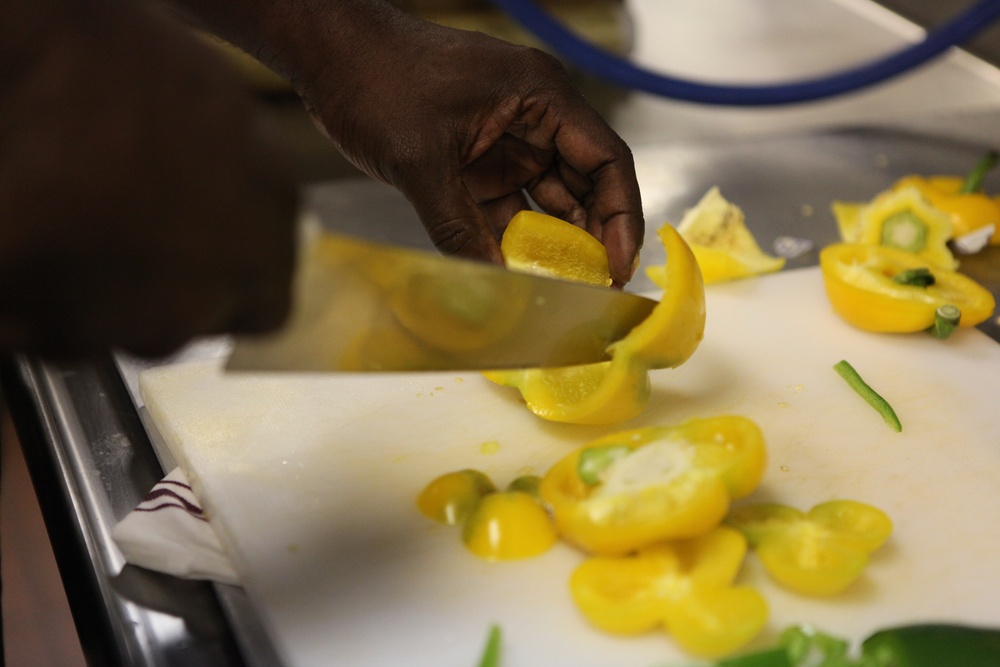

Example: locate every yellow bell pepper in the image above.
[501,210,612,287]
[726,500,893,596]
[417,470,557,561]
[539,416,767,556]
[853,186,957,270]
[485,214,705,425]
[892,151,1000,245]
[569,526,768,658]
[416,469,496,525]
[819,243,995,333]
[461,490,557,561]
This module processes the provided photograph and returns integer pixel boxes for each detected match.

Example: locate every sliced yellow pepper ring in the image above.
[726,500,893,597]
[539,416,767,556]
[569,526,768,658]
[834,186,957,270]
[820,243,995,332]
[461,491,557,561]
[485,214,705,425]
[667,186,785,285]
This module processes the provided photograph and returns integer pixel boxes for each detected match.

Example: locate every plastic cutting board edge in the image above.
[139,266,1000,667]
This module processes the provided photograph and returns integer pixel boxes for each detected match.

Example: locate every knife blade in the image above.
[225,231,657,372]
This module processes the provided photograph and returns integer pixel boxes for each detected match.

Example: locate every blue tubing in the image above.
[490,0,1000,105]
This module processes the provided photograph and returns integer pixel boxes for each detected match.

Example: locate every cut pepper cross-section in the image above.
[539,416,767,556]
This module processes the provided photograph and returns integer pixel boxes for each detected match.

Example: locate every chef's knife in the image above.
[226,231,657,372]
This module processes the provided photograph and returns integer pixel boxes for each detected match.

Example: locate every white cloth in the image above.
[112,467,241,585]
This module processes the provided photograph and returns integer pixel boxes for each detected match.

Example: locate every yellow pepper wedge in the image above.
[539,416,767,556]
[569,526,768,658]
[485,215,705,425]
[501,210,612,286]
[726,500,893,597]
[820,243,995,333]
[669,187,785,285]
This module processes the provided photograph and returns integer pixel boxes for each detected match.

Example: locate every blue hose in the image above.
[490,0,1000,105]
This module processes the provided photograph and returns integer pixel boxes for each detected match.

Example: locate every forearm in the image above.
[166,0,413,98]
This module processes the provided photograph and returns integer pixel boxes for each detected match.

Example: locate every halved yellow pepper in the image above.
[539,416,767,556]
[820,243,995,332]
[461,490,557,561]
[570,526,768,658]
[726,500,893,596]
[485,215,705,425]
[417,469,557,561]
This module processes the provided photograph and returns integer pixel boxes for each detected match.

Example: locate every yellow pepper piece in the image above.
[485,214,705,425]
[539,416,767,556]
[611,223,706,370]
[853,186,957,270]
[416,470,556,561]
[895,167,1000,245]
[668,187,785,285]
[820,243,995,332]
[416,469,496,525]
[484,355,651,425]
[727,500,893,597]
[461,490,558,561]
[569,526,768,658]
[831,201,865,244]
[501,210,612,287]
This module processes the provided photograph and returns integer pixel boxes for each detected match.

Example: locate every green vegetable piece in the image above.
[716,646,793,667]
[926,304,962,340]
[781,626,853,667]
[576,444,633,485]
[959,150,999,194]
[477,624,502,667]
[833,360,902,433]
[892,267,935,287]
[880,211,927,252]
[506,475,542,498]
[861,624,1000,667]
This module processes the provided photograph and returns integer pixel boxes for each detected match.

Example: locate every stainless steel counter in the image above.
[6,1,1000,665]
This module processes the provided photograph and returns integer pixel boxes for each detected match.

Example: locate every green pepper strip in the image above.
[833,360,902,433]
[959,150,999,194]
[476,625,502,667]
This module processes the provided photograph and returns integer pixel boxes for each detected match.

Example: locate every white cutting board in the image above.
[140,267,1000,667]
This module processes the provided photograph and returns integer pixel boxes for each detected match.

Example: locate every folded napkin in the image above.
[112,467,241,585]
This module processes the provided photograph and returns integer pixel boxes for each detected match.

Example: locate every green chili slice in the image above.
[476,624,502,667]
[927,304,962,340]
[833,360,902,433]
